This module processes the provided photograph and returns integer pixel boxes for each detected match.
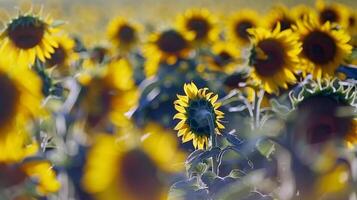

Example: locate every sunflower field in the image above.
[0,0,357,199]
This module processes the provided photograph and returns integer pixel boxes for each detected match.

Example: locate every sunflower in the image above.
[315,0,349,28]
[0,59,43,135]
[82,129,185,200]
[264,5,296,31]
[143,29,192,77]
[176,8,219,45]
[106,17,140,51]
[346,9,357,46]
[247,24,301,94]
[226,9,261,46]
[0,128,60,195]
[206,41,241,73]
[293,18,352,80]
[290,78,357,148]
[79,58,138,130]
[173,82,224,150]
[0,12,59,67]
[291,4,315,21]
[44,34,79,74]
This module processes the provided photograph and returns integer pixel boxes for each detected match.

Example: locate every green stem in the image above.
[207,115,218,175]
[253,89,265,129]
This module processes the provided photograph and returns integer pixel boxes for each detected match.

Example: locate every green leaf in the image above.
[256,139,275,160]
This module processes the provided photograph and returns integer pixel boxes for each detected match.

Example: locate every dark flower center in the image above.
[223,73,247,88]
[186,17,210,40]
[120,149,162,200]
[319,8,339,24]
[272,17,294,31]
[294,95,352,144]
[46,45,66,67]
[90,47,107,63]
[84,80,113,126]
[117,25,136,44]
[0,74,19,128]
[7,16,45,49]
[213,51,233,67]
[157,30,187,54]
[0,164,27,188]
[254,39,285,77]
[186,98,215,137]
[349,16,356,27]
[302,31,336,65]
[234,20,253,41]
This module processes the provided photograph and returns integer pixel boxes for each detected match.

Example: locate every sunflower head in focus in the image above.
[0,12,59,67]
[290,78,357,149]
[176,8,219,45]
[226,9,261,46]
[82,127,185,200]
[315,0,349,28]
[247,24,301,94]
[107,17,140,52]
[206,41,241,73]
[264,5,296,31]
[44,34,78,74]
[174,82,224,150]
[143,29,192,77]
[79,58,138,130]
[293,18,352,80]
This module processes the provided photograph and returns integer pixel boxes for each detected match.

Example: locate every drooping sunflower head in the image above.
[82,128,185,200]
[45,34,78,74]
[174,82,224,149]
[0,12,59,66]
[226,9,261,46]
[143,29,192,77]
[207,41,241,73]
[293,18,352,80]
[315,0,349,28]
[290,78,357,148]
[0,60,43,135]
[176,8,219,45]
[106,17,140,51]
[264,5,296,31]
[247,24,302,94]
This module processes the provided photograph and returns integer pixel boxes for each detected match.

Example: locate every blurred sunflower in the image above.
[314,162,352,199]
[290,79,357,148]
[144,29,192,77]
[247,24,301,94]
[206,41,241,73]
[82,130,185,200]
[347,9,357,46]
[315,0,349,28]
[226,9,261,46]
[0,12,59,66]
[45,34,78,74]
[291,4,315,21]
[176,8,219,45]
[264,5,296,31]
[0,129,60,195]
[79,58,138,130]
[0,60,43,135]
[107,17,140,52]
[174,82,224,150]
[294,19,352,79]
